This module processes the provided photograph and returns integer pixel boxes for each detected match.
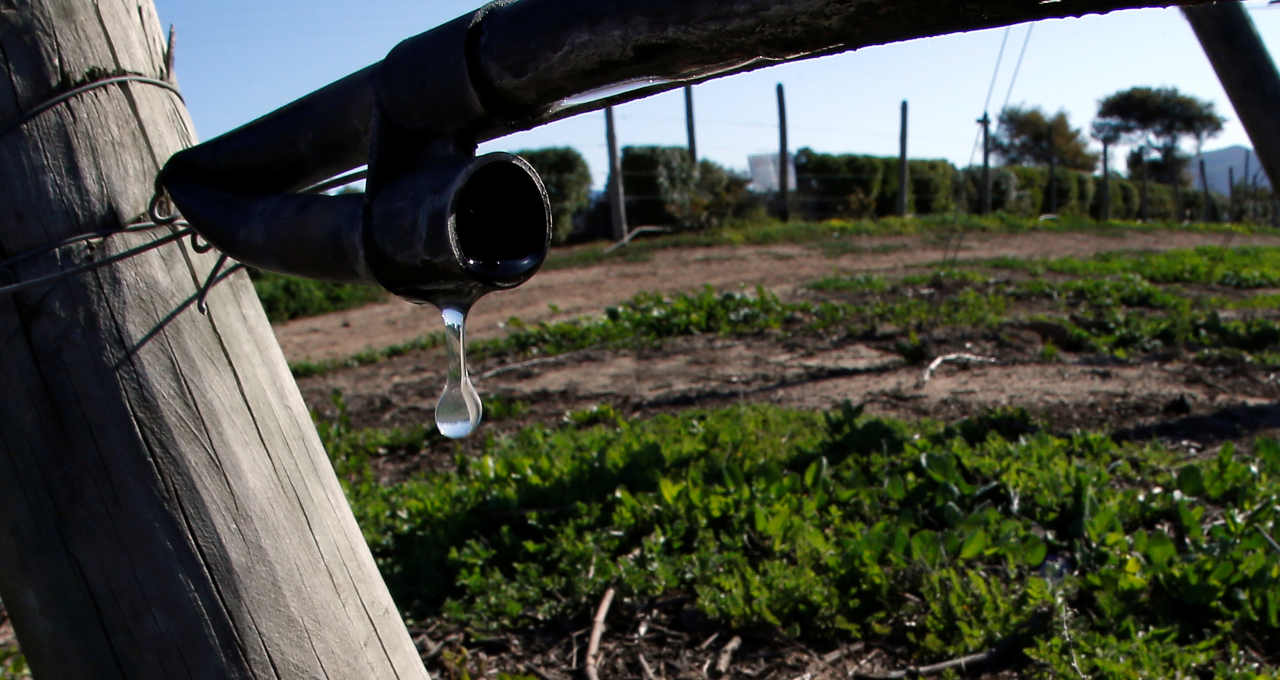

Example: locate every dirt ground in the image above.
[277,229,1280,679]
[6,230,1280,678]
[283,229,1280,451]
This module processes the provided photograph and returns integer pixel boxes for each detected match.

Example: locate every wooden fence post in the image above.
[684,85,698,163]
[979,112,992,215]
[604,106,628,240]
[1100,139,1112,222]
[898,100,909,217]
[0,2,428,678]
[776,83,790,222]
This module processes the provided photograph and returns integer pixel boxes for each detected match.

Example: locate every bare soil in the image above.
[277,229,1280,679]
[286,229,1280,446]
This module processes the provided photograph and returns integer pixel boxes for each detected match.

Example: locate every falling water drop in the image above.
[435,306,482,438]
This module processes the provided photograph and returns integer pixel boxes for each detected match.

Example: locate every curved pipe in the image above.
[163,152,551,310]
[161,0,1211,197]
[363,152,551,309]
[159,0,1208,304]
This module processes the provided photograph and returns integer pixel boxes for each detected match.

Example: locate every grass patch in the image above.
[979,245,1280,289]
[251,269,387,323]
[545,216,1275,272]
[292,256,1280,378]
[323,402,1280,676]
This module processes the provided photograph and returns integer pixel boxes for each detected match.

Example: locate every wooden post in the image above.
[604,105,628,240]
[1139,147,1150,221]
[1199,157,1211,222]
[1228,165,1236,221]
[981,113,992,214]
[1184,3,1280,194]
[1100,139,1112,222]
[898,100,909,217]
[684,85,697,163]
[776,83,790,222]
[1047,150,1058,214]
[0,2,428,678]
[979,112,992,215]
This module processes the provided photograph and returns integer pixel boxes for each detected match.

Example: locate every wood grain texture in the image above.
[0,2,428,678]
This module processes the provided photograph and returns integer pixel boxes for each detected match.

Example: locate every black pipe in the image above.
[166,0,1214,197]
[160,0,1212,301]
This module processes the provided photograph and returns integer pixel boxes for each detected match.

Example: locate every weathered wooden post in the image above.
[0,2,428,678]
[605,106,628,240]
[1228,165,1236,220]
[979,112,992,215]
[898,100,909,217]
[1100,138,1112,222]
[1199,157,1212,222]
[684,85,698,163]
[777,83,790,222]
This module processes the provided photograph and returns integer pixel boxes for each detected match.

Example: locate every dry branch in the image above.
[586,587,616,680]
[715,635,742,674]
[853,649,993,679]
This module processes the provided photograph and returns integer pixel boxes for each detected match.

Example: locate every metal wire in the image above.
[0,221,174,273]
[196,254,233,314]
[0,74,184,140]
[0,225,193,297]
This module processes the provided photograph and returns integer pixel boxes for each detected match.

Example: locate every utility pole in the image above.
[684,85,698,163]
[605,105,628,240]
[978,112,992,214]
[777,83,790,222]
[0,2,427,679]
[898,100,909,217]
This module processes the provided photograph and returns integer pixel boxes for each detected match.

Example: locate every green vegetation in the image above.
[620,146,750,231]
[249,215,1276,326]
[981,245,1280,289]
[322,401,1280,676]
[292,242,1280,378]
[516,147,592,244]
[250,269,386,323]
[0,648,27,680]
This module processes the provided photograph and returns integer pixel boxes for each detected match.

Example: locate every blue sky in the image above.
[153,1,1280,189]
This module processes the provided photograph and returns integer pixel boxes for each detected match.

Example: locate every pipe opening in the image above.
[452,157,550,286]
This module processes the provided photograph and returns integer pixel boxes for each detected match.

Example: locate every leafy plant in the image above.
[321,402,1280,674]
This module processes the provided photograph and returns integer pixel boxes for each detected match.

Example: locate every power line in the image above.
[970,28,1012,167]
[983,28,1012,115]
[999,24,1035,119]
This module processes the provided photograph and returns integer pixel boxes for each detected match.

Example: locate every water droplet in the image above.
[435,306,482,438]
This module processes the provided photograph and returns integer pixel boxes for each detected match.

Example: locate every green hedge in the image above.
[516,147,592,244]
[793,149,959,219]
[620,146,748,230]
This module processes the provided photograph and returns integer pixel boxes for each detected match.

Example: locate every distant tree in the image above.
[516,147,592,243]
[991,106,1099,171]
[1096,86,1225,186]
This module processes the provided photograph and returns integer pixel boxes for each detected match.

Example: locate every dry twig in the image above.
[586,587,616,680]
[715,635,742,675]
[852,649,992,679]
[638,653,659,680]
[918,352,997,387]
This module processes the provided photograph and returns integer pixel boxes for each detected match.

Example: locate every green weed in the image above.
[321,402,1280,675]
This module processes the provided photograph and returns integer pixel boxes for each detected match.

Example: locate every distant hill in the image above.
[1194,145,1271,195]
